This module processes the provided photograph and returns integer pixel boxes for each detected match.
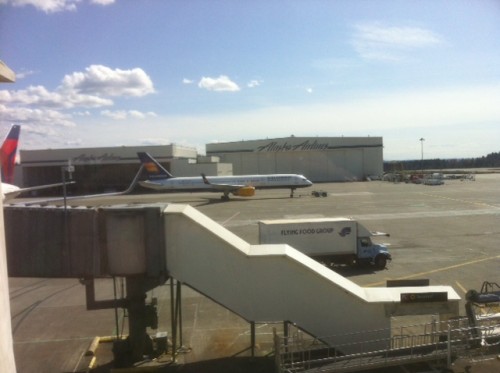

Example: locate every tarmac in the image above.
[7,172,500,372]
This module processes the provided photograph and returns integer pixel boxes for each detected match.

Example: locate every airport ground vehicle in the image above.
[465,281,500,348]
[258,217,391,269]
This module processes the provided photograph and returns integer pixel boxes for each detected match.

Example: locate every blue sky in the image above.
[1,0,499,160]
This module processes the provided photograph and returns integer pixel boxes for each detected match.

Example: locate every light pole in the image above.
[61,161,74,210]
[420,138,425,174]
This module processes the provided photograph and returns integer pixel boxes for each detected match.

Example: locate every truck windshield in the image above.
[359,237,372,247]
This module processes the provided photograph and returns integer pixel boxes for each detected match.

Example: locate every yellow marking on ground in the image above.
[455,281,468,294]
[366,255,500,287]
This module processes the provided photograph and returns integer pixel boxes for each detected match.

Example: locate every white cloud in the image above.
[129,110,146,119]
[61,65,155,97]
[15,69,36,80]
[198,75,240,92]
[0,104,76,127]
[247,79,262,88]
[3,0,114,13]
[0,85,113,109]
[101,110,127,120]
[352,22,443,61]
[101,109,157,120]
[0,65,154,111]
[0,64,156,142]
[90,0,114,5]
[183,78,194,84]
[73,111,91,116]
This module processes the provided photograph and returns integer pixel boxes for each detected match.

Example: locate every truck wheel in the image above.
[375,256,387,269]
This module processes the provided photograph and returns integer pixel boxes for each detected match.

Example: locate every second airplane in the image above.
[137,152,313,200]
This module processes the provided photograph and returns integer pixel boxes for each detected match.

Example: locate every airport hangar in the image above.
[206,136,383,182]
[17,136,383,194]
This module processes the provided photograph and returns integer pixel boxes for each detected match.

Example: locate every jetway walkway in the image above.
[4,202,462,363]
[163,204,460,352]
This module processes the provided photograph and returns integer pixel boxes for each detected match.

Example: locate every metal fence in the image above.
[274,317,500,373]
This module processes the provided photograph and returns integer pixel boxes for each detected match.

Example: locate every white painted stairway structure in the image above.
[162,204,460,350]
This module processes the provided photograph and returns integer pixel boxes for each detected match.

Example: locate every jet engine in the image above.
[233,186,256,197]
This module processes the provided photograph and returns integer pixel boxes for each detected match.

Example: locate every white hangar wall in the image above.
[206,137,383,182]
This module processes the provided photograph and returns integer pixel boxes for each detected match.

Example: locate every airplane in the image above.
[137,151,313,200]
[1,124,20,183]
[0,124,74,201]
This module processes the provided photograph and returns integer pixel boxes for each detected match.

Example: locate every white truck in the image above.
[258,217,391,269]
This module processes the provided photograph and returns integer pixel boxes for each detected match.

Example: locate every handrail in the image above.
[275,319,500,373]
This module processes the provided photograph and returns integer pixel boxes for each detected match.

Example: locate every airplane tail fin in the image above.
[1,125,21,183]
[137,152,174,180]
[201,173,211,185]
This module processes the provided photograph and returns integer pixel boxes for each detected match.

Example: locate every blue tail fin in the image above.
[1,124,21,183]
[137,152,173,179]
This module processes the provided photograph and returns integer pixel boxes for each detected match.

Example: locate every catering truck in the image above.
[258,217,391,269]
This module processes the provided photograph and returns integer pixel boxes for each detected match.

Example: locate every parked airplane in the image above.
[137,152,313,200]
[0,124,73,201]
[1,124,20,183]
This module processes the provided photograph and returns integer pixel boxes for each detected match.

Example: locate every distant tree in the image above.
[384,152,500,172]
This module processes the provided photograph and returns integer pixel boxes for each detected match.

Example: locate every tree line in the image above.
[384,152,500,172]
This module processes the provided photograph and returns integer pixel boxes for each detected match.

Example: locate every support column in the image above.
[126,276,153,362]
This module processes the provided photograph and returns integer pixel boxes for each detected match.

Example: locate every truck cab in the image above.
[357,232,391,269]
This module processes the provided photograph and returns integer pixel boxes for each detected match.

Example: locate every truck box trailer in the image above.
[258,217,391,269]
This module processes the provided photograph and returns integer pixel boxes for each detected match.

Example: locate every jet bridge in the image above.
[4,203,460,365]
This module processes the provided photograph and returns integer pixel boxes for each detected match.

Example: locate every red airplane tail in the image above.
[1,125,21,183]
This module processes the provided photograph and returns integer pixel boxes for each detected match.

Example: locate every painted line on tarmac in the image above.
[366,255,500,287]
[221,212,240,226]
[220,207,500,226]
[421,192,500,210]
[352,208,500,221]
[455,281,468,295]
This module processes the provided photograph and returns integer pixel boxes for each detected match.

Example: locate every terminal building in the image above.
[17,136,383,194]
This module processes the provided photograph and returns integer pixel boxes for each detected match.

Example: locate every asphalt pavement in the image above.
[8,173,500,372]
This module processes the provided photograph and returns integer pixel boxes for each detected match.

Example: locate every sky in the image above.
[0,0,499,161]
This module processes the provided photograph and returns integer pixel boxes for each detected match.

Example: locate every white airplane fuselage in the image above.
[139,174,312,192]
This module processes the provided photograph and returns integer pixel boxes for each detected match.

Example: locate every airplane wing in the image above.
[201,174,256,198]
[8,165,144,205]
[3,181,75,201]
[201,174,245,191]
